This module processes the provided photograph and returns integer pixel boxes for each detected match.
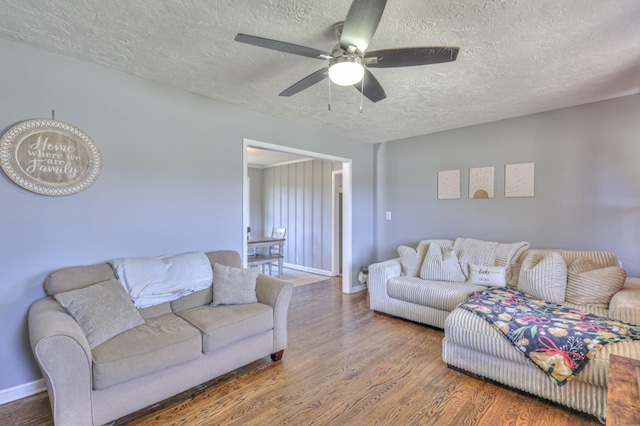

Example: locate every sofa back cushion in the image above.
[44,249,242,304]
[45,264,117,296]
[515,249,619,271]
[453,238,530,286]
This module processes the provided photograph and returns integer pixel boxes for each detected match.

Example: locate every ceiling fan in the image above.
[234,0,459,104]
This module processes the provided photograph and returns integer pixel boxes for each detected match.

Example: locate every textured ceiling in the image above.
[0,0,639,143]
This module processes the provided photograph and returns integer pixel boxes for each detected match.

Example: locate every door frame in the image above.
[242,138,354,293]
[332,170,343,276]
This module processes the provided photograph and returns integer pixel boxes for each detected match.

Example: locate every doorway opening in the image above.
[242,138,354,293]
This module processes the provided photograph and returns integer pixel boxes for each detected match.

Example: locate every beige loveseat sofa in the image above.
[369,239,640,420]
[28,250,293,426]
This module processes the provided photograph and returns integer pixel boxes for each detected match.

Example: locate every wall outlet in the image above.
[296,256,300,263]
[385,211,392,221]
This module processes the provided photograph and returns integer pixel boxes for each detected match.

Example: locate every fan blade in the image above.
[235,34,332,60]
[365,47,459,68]
[279,68,329,97]
[354,68,386,103]
[340,0,387,53]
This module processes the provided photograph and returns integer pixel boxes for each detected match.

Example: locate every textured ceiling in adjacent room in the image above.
[0,0,639,143]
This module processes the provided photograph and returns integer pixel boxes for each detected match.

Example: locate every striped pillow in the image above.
[398,242,428,277]
[420,244,466,282]
[518,252,567,303]
[566,257,626,308]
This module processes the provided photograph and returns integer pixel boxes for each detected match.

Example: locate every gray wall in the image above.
[375,94,640,276]
[0,39,375,392]
[262,159,338,271]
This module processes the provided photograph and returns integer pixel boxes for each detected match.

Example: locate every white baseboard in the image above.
[282,263,332,276]
[345,284,367,294]
[0,379,46,406]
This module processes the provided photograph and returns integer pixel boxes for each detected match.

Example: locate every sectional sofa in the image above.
[368,238,640,420]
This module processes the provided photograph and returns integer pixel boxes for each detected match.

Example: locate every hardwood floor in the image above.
[1,278,600,425]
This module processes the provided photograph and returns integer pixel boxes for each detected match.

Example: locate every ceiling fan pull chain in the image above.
[359,74,364,113]
[328,78,332,111]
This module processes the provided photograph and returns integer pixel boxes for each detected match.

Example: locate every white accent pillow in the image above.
[212,264,259,306]
[398,242,428,277]
[469,264,507,287]
[420,244,466,282]
[518,252,567,303]
[54,279,145,349]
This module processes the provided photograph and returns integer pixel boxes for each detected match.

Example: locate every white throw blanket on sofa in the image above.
[109,251,213,308]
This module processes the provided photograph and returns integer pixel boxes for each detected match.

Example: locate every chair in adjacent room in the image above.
[268,227,286,277]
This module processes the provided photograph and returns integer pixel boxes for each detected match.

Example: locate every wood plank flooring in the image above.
[1,278,600,425]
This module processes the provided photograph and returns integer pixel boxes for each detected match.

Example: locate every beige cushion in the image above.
[206,250,242,268]
[212,264,259,306]
[171,287,213,312]
[518,252,567,303]
[420,243,466,283]
[469,264,506,287]
[565,257,626,308]
[398,243,428,277]
[54,279,145,349]
[177,303,273,353]
[138,302,172,319]
[91,314,202,390]
[44,263,116,295]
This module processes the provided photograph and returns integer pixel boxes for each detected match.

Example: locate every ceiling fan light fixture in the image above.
[328,56,364,86]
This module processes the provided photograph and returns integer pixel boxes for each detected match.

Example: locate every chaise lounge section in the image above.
[443,248,640,420]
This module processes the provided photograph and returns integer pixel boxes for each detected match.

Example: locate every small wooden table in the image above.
[607,354,640,425]
[247,236,285,278]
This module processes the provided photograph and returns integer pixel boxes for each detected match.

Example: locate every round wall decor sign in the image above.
[0,119,102,196]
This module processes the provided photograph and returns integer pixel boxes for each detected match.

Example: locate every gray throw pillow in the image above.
[54,279,145,349]
[212,263,259,306]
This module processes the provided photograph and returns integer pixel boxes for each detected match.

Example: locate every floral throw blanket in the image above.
[459,287,640,386]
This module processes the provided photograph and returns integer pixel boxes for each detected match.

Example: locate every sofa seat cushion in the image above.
[176,303,273,353]
[444,307,640,388]
[386,277,487,312]
[91,313,202,390]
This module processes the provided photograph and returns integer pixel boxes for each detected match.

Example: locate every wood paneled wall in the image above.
[247,167,264,238]
[262,160,340,272]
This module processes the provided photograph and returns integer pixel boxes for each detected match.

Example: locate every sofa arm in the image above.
[256,274,293,355]
[29,297,94,426]
[368,258,402,311]
[610,282,640,326]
